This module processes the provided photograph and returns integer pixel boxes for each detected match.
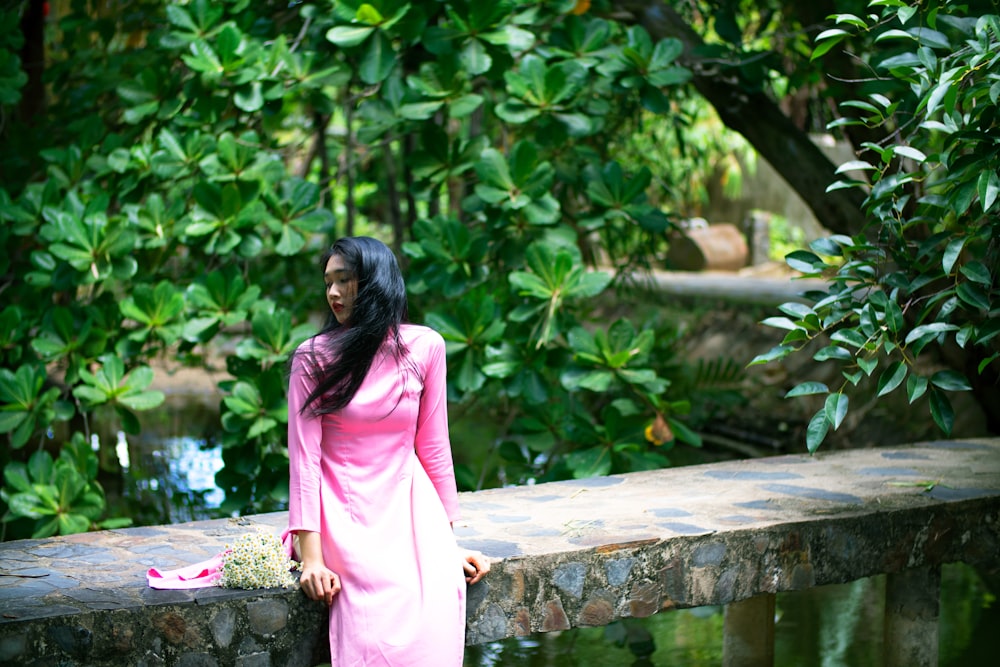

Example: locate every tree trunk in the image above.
[617,0,868,237]
[343,88,356,238]
[382,136,405,255]
[18,0,46,123]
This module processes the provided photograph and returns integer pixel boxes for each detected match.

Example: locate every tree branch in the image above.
[616,0,868,237]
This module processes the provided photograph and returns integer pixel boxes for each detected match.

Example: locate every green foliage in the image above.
[0,364,72,449]
[0,10,26,106]
[321,0,709,485]
[1,433,131,538]
[755,0,1000,452]
[1,0,731,538]
[1,0,329,534]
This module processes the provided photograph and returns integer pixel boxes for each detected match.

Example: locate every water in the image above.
[464,568,998,666]
[464,607,724,666]
[103,395,227,526]
[106,396,998,665]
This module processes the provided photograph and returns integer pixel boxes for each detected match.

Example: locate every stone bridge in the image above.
[1,437,998,667]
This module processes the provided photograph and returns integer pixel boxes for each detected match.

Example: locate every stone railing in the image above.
[1,438,998,667]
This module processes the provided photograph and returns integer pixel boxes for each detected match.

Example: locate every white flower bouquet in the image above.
[219,528,301,590]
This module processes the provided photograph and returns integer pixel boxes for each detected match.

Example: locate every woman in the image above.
[287,236,489,666]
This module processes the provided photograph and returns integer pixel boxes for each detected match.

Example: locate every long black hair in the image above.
[298,236,409,415]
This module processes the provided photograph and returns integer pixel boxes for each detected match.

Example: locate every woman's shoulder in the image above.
[294,333,325,354]
[399,323,445,350]
[291,333,333,365]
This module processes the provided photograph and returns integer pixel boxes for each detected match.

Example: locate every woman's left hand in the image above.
[460,548,490,585]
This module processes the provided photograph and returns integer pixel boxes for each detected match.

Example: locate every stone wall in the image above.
[0,593,328,667]
[2,438,999,666]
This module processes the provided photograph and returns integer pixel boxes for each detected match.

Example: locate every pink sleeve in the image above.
[414,331,461,522]
[287,349,324,534]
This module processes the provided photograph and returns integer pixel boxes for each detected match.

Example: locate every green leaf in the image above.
[782,329,809,345]
[566,446,612,479]
[929,370,971,392]
[905,323,958,345]
[33,516,61,538]
[928,389,954,435]
[761,317,800,331]
[906,374,929,403]
[184,39,223,74]
[748,344,794,366]
[326,25,374,47]
[942,238,965,275]
[785,250,828,273]
[857,356,878,376]
[0,410,27,434]
[830,329,868,348]
[814,345,853,362]
[978,353,999,374]
[805,410,830,453]
[811,30,848,61]
[785,382,829,398]
[27,450,54,486]
[665,416,701,448]
[58,513,91,535]
[53,463,85,507]
[248,417,278,439]
[117,390,165,411]
[566,270,612,299]
[224,381,261,416]
[824,393,849,430]
[876,361,907,397]
[959,261,991,285]
[7,492,49,519]
[835,160,876,173]
[0,364,44,408]
[908,27,950,49]
[977,170,999,212]
[509,271,549,299]
[956,282,991,311]
[234,82,263,112]
[359,31,395,84]
[874,29,916,44]
[843,370,863,386]
[3,463,31,493]
[475,148,514,189]
[460,37,492,76]
[884,301,904,334]
[830,13,868,28]
[892,145,926,162]
[166,4,198,32]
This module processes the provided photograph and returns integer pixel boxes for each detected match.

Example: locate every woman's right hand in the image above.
[298,561,341,605]
[294,530,340,605]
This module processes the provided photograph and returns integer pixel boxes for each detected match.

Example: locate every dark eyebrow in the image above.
[324,269,354,279]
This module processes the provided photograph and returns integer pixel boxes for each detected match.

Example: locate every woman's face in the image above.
[324,254,357,325]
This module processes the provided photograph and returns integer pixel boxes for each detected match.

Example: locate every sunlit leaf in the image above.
[785,382,829,398]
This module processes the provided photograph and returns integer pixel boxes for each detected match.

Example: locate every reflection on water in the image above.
[464,609,725,667]
[775,574,884,667]
[100,395,228,526]
[465,566,997,666]
[129,434,225,520]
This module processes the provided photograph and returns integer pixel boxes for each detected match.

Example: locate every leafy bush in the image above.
[1,0,738,537]
[754,0,1000,451]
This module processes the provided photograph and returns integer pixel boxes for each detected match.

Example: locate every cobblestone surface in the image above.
[1,438,998,665]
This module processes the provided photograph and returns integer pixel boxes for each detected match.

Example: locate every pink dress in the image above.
[287,324,466,666]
